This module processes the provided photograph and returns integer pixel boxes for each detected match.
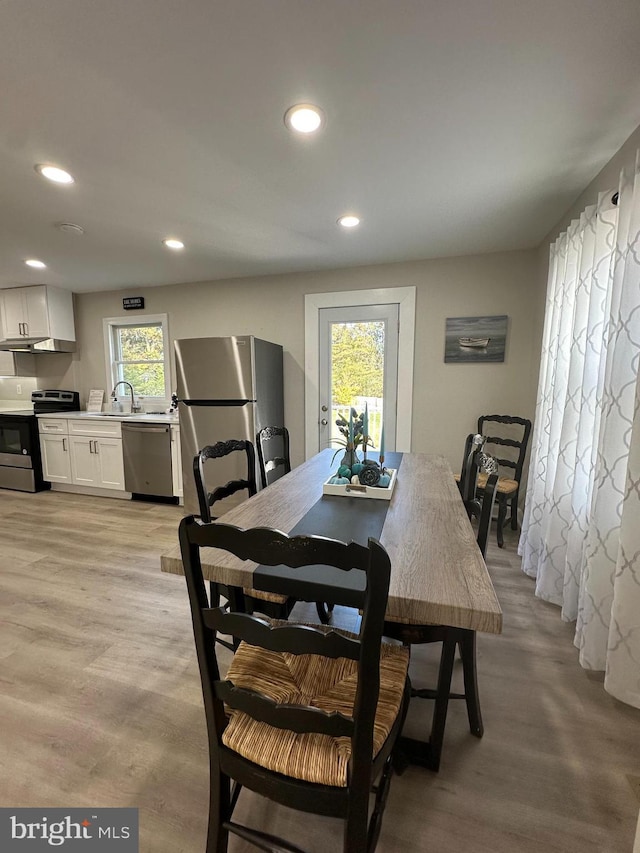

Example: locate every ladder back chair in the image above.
[385,440,498,772]
[256,425,335,626]
[477,414,532,547]
[179,517,411,853]
[255,425,291,488]
[193,441,295,644]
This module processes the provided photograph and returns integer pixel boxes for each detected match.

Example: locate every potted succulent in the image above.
[331,407,374,469]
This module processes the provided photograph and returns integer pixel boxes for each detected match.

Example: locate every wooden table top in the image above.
[160,449,503,635]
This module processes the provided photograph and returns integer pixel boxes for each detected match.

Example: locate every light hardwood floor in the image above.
[0,488,639,852]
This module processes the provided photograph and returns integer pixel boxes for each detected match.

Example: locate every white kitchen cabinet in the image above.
[170,424,183,499]
[0,285,75,344]
[68,435,124,490]
[38,418,72,483]
[69,435,98,487]
[40,434,72,483]
[94,437,125,489]
[67,419,124,490]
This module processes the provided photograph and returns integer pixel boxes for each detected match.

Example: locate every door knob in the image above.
[320,419,328,426]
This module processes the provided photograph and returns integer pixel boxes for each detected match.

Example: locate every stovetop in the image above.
[0,409,36,418]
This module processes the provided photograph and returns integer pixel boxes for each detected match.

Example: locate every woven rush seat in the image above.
[223,628,410,787]
[476,472,517,495]
[241,586,288,604]
[454,470,517,495]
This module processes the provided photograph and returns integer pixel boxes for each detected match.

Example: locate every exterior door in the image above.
[318,304,399,455]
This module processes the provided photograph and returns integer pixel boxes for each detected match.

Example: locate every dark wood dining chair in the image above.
[193,441,295,646]
[179,517,411,853]
[476,414,532,547]
[256,425,335,626]
[384,448,498,773]
[255,425,291,488]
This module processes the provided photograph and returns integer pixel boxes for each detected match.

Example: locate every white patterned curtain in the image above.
[519,151,640,709]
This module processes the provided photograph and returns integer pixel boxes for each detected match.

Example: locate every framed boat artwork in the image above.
[444,315,508,363]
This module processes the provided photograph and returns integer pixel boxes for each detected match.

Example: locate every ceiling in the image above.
[2,0,640,294]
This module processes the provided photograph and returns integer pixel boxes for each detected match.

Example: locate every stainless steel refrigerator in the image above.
[175,336,284,515]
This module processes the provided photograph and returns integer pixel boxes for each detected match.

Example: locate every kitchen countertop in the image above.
[35,410,179,425]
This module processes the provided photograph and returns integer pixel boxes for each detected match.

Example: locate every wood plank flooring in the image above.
[1,488,639,852]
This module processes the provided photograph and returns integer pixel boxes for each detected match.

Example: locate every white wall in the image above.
[41,249,540,469]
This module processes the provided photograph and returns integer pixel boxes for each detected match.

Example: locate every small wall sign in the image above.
[123,296,145,310]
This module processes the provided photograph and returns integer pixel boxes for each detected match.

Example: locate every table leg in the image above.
[395,632,458,773]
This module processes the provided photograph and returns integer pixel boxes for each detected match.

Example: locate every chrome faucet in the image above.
[111,381,138,413]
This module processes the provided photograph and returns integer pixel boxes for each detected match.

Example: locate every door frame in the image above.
[304,287,416,458]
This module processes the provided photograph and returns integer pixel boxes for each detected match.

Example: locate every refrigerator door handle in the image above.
[181,399,255,407]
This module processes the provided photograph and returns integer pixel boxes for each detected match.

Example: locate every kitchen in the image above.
[2,2,640,851]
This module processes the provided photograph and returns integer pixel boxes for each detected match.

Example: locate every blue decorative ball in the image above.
[337,465,352,478]
[351,462,364,475]
[378,474,391,488]
[336,476,350,485]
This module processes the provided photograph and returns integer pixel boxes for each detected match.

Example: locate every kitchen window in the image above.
[103,314,170,401]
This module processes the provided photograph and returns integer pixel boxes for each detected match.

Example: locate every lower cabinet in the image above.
[39,417,125,492]
[40,433,72,483]
[69,435,125,490]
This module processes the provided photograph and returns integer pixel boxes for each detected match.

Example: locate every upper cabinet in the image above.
[0,285,75,345]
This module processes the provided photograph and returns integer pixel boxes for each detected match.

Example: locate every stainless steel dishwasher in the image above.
[122,421,174,498]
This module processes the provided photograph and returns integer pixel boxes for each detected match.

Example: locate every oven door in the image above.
[0,419,33,468]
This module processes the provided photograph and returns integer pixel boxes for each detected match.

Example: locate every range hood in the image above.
[0,338,76,353]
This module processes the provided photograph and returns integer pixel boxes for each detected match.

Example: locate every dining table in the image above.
[160,448,503,769]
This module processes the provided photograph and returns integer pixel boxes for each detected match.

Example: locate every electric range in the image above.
[0,390,79,492]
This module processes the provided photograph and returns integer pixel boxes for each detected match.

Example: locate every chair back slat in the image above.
[209,479,253,505]
[214,681,355,738]
[204,609,360,661]
[189,521,371,575]
[482,436,522,450]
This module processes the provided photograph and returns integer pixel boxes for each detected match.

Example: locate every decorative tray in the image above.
[322,468,397,500]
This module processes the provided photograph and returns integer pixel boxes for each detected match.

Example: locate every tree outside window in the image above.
[115,324,165,396]
[330,321,385,445]
[105,314,170,399]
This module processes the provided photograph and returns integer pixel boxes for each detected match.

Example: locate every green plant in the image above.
[330,408,375,464]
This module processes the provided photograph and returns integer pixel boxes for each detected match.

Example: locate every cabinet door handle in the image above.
[18,322,23,335]
[94,441,99,453]
[89,440,95,453]
[62,438,67,451]
[23,322,28,336]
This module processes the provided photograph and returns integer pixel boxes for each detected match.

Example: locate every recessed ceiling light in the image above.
[163,238,185,250]
[35,164,75,184]
[25,259,46,269]
[284,104,324,134]
[337,215,360,228]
